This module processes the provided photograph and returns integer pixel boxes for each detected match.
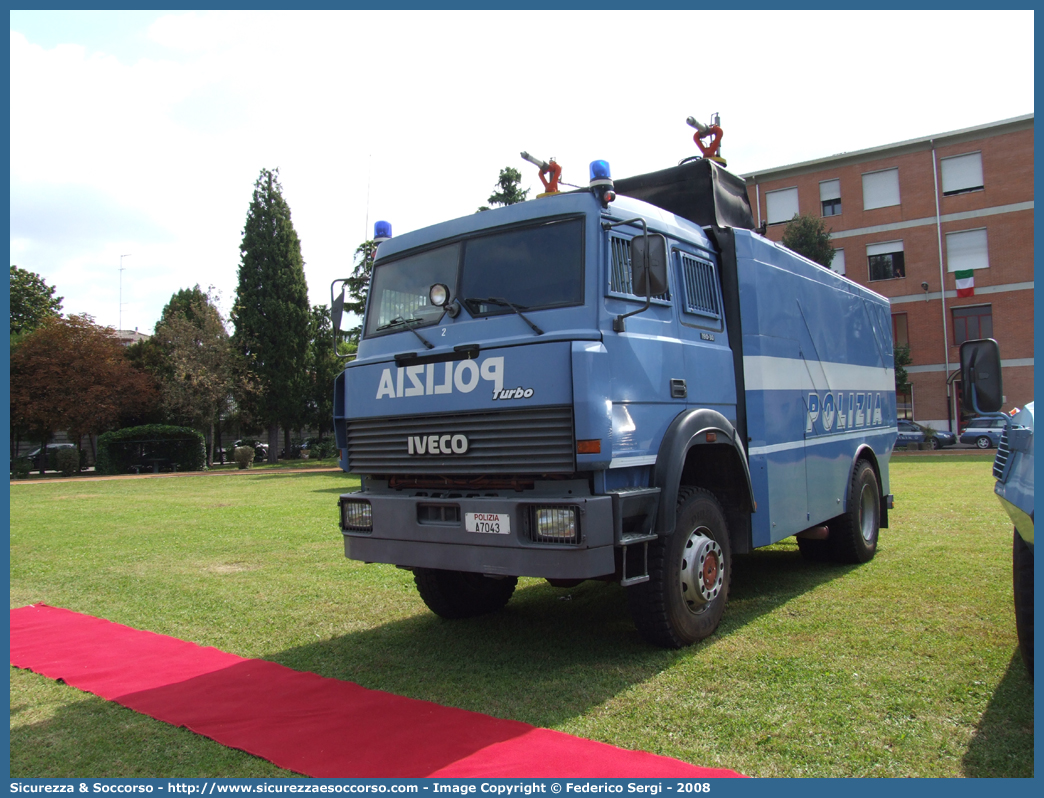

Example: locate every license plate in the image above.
[465,512,510,535]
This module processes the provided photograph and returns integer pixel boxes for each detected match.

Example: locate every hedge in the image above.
[96,425,206,475]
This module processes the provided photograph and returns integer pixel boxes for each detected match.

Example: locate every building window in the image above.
[862,168,901,210]
[897,387,913,421]
[946,228,989,272]
[941,151,984,195]
[765,187,799,225]
[820,179,841,216]
[892,313,909,347]
[952,305,993,345]
[867,240,905,281]
[831,248,846,275]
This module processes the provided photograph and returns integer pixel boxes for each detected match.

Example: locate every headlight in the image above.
[529,506,580,544]
[340,498,373,532]
[429,283,450,307]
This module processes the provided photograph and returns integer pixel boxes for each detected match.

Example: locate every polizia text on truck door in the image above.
[332,119,897,648]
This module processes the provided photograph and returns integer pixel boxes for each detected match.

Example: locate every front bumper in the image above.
[339,489,616,579]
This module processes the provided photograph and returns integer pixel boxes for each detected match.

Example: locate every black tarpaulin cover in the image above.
[614,158,756,231]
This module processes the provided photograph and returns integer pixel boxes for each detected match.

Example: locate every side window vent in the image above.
[679,253,721,320]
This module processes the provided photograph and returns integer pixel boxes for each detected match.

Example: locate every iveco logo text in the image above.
[407,434,469,455]
[375,356,534,402]
[806,391,885,433]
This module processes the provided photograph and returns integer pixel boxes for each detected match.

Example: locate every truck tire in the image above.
[627,487,731,648]
[828,460,880,564]
[413,569,517,619]
[1013,528,1034,680]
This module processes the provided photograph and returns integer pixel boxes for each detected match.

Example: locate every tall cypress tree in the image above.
[232,168,310,461]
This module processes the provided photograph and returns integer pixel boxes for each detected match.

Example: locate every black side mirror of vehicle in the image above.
[960,338,1004,414]
[631,234,669,297]
[331,280,346,334]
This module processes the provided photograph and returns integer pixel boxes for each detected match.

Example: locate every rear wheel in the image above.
[976,436,992,449]
[1013,529,1034,680]
[628,487,731,648]
[413,569,517,619]
[828,460,880,564]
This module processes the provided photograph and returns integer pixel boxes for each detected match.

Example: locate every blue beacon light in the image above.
[589,160,615,208]
[373,220,392,243]
[589,160,612,186]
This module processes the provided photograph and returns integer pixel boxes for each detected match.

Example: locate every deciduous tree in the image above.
[781,214,835,269]
[304,304,341,440]
[341,238,377,344]
[231,168,310,462]
[477,166,529,212]
[152,286,235,465]
[10,265,63,337]
[10,316,156,473]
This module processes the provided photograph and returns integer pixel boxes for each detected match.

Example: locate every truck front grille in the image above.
[346,405,575,475]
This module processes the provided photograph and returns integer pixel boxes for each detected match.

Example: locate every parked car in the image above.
[16,443,75,467]
[233,440,268,460]
[896,420,957,449]
[13,443,85,475]
[960,417,1007,449]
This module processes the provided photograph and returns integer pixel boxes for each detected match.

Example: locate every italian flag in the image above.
[955,269,975,297]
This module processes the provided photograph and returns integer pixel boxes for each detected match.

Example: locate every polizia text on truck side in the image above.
[332,119,898,648]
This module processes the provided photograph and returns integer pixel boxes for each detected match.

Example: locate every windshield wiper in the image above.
[376,316,434,349]
[464,297,544,335]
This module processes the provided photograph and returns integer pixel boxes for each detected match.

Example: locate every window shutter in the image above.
[832,248,846,275]
[941,152,984,194]
[862,169,901,210]
[867,240,904,257]
[819,179,841,201]
[946,228,989,272]
[766,187,799,224]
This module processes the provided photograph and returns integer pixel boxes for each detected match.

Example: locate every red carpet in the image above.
[10,605,743,778]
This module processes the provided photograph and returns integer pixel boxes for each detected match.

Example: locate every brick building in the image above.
[742,114,1034,433]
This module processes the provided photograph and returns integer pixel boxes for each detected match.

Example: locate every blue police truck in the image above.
[333,151,897,648]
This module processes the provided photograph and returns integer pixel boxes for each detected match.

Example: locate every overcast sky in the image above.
[9,9,1035,334]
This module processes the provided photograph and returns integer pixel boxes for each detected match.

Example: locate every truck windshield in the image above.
[461,218,583,317]
[364,217,584,339]
[365,243,460,338]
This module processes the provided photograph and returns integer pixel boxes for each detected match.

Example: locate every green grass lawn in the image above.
[9,456,1033,778]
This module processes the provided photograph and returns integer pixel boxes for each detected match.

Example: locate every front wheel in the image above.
[1013,529,1034,680]
[413,568,517,619]
[628,488,731,648]
[930,437,941,450]
[976,436,992,449]
[828,460,880,564]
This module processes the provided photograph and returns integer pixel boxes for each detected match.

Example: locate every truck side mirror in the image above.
[960,338,1003,414]
[631,234,668,297]
[331,283,346,333]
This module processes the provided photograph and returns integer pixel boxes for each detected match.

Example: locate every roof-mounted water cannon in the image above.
[589,160,616,209]
[686,113,726,166]
[521,151,562,197]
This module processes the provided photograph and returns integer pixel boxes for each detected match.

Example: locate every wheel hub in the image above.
[678,528,724,612]
[859,482,877,542]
